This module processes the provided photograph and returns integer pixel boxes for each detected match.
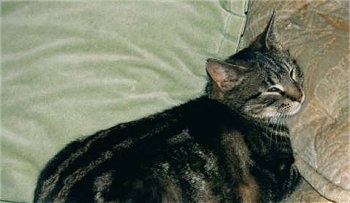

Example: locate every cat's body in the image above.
[34,13,304,203]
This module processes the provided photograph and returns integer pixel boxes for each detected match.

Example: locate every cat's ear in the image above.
[206,58,247,91]
[249,11,282,50]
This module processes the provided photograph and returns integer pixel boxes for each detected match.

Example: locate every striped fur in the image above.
[34,13,304,202]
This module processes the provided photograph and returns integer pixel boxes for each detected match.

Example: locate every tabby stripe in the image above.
[257,52,278,69]
[261,127,293,155]
[281,60,292,72]
[36,131,109,202]
[54,150,113,202]
[264,129,289,139]
[53,137,137,201]
[259,53,288,76]
[266,76,275,86]
[245,92,262,102]
[266,125,289,136]
[264,55,278,68]
[48,113,183,200]
[45,128,152,198]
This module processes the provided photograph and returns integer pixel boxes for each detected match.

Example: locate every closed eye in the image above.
[268,87,280,92]
[290,68,297,81]
[267,84,284,94]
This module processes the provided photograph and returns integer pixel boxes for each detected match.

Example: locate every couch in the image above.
[2,1,349,202]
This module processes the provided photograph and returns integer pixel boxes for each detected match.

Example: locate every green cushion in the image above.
[1,1,247,201]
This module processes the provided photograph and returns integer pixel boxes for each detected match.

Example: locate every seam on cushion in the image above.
[295,155,350,202]
[237,0,250,51]
[217,0,249,55]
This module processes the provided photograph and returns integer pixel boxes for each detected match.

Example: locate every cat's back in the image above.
[33,97,241,202]
[33,107,182,202]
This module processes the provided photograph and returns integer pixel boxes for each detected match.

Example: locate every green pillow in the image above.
[1,1,247,201]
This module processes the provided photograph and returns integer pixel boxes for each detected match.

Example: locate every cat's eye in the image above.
[290,68,297,80]
[267,85,284,94]
[268,87,280,92]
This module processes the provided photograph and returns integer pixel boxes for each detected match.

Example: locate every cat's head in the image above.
[206,12,304,122]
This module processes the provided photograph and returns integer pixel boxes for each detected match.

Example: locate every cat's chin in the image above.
[248,108,299,123]
[259,102,303,119]
[285,103,302,116]
[246,112,285,123]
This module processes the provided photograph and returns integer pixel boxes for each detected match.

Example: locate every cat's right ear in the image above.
[206,58,247,91]
[249,11,282,51]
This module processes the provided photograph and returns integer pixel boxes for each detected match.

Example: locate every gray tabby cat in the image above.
[34,12,304,202]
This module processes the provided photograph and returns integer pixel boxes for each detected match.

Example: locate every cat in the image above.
[34,12,304,203]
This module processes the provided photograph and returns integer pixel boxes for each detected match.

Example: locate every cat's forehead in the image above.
[227,48,295,73]
[257,51,294,72]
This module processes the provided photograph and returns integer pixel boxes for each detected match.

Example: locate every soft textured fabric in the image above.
[3,1,349,202]
[1,1,248,202]
[240,1,350,202]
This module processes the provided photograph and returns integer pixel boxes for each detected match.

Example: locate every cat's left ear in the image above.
[249,10,282,50]
[206,58,247,91]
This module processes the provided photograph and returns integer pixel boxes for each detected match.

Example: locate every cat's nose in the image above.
[287,87,304,103]
[288,95,301,103]
[290,91,304,103]
[295,95,303,103]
